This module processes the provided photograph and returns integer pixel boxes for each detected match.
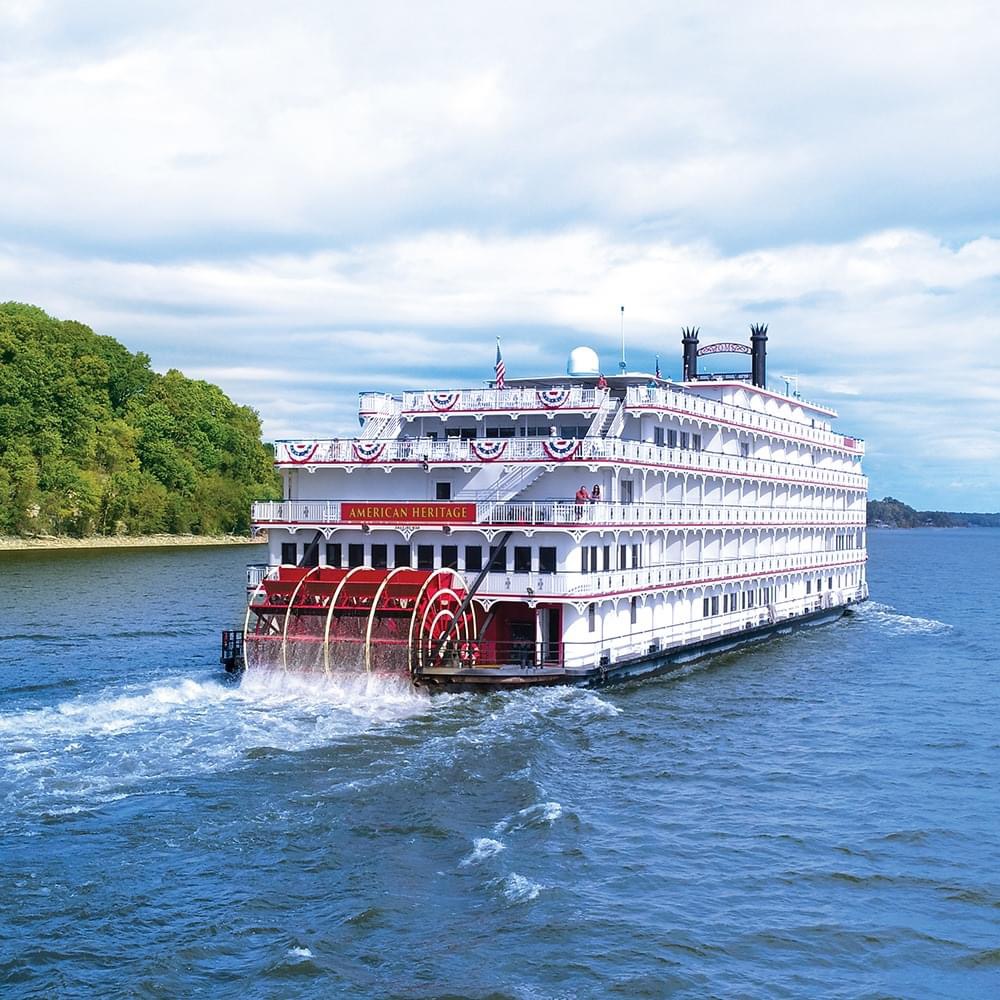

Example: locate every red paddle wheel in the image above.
[243,564,479,678]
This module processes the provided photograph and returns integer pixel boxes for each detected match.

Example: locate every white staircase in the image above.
[455,462,545,504]
[587,397,623,438]
[359,410,403,439]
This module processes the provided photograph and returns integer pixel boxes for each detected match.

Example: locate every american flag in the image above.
[655,355,661,379]
[495,339,506,390]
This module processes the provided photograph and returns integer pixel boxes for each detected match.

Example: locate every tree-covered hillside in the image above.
[867,497,1000,528]
[0,303,280,537]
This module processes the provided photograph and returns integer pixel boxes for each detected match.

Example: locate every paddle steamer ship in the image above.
[223,326,868,689]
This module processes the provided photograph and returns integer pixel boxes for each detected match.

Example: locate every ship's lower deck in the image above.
[412,600,860,691]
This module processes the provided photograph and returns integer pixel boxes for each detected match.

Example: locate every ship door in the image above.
[509,621,536,667]
[536,606,562,666]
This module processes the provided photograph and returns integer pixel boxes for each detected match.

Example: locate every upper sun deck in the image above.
[355,373,862,457]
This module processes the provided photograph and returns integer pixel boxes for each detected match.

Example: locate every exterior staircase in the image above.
[359,410,402,439]
[587,397,623,438]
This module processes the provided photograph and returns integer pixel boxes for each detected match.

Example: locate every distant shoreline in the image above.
[0,533,266,552]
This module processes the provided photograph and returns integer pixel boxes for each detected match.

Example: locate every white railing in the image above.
[251,498,867,528]
[626,385,865,454]
[478,501,865,527]
[477,552,866,599]
[274,436,868,490]
[246,564,279,587]
[252,500,343,523]
[358,392,400,416]
[400,386,606,414]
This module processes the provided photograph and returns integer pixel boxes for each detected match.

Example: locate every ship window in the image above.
[581,547,590,573]
[281,542,297,565]
[588,603,596,632]
[603,545,611,571]
[806,580,812,595]
[417,545,434,570]
[740,441,749,458]
[445,428,461,439]
[703,597,710,617]
[631,543,640,568]
[538,547,556,573]
[371,544,387,569]
[619,544,627,569]
[435,482,452,500]
[464,546,482,572]
[630,596,637,625]
[816,578,822,592]
[711,596,719,615]
[441,545,458,569]
[302,544,319,568]
[489,545,507,572]
[348,543,365,568]
[828,577,833,590]
[667,429,678,449]
[325,543,342,568]
[654,427,664,447]
[680,432,690,450]
[460,429,476,441]
[748,590,755,607]
[394,545,411,568]
[514,546,532,573]
[693,433,702,451]
[620,480,634,504]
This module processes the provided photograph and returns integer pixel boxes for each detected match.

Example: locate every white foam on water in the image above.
[501,872,543,903]
[461,837,506,866]
[857,602,951,636]
[0,667,448,823]
[287,947,313,960]
[495,801,564,836]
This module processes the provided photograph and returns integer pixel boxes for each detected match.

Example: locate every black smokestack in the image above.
[681,326,700,380]
[750,323,768,388]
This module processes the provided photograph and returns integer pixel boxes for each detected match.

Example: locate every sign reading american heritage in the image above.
[341,502,477,524]
[697,342,752,356]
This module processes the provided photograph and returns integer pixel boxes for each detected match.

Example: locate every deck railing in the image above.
[476,551,866,599]
[245,551,865,597]
[625,385,865,454]
[250,499,866,529]
[400,386,606,414]
[274,436,867,489]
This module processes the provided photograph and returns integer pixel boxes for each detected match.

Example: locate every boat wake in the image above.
[0,668,440,828]
[855,601,952,637]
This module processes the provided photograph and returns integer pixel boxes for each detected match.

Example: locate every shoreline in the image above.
[0,533,266,552]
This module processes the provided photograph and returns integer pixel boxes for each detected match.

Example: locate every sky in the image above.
[1,0,998,509]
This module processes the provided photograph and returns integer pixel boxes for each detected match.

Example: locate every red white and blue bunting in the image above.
[537,387,570,409]
[285,441,319,464]
[352,441,387,463]
[427,391,461,411]
[471,440,508,461]
[542,439,581,461]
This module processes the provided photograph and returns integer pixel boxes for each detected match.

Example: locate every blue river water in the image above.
[1,530,998,998]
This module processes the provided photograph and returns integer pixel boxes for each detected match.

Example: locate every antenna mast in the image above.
[619,305,626,372]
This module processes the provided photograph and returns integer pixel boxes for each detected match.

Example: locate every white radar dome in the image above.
[567,346,601,377]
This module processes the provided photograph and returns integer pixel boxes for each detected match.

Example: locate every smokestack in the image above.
[750,323,768,388]
[681,326,700,380]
